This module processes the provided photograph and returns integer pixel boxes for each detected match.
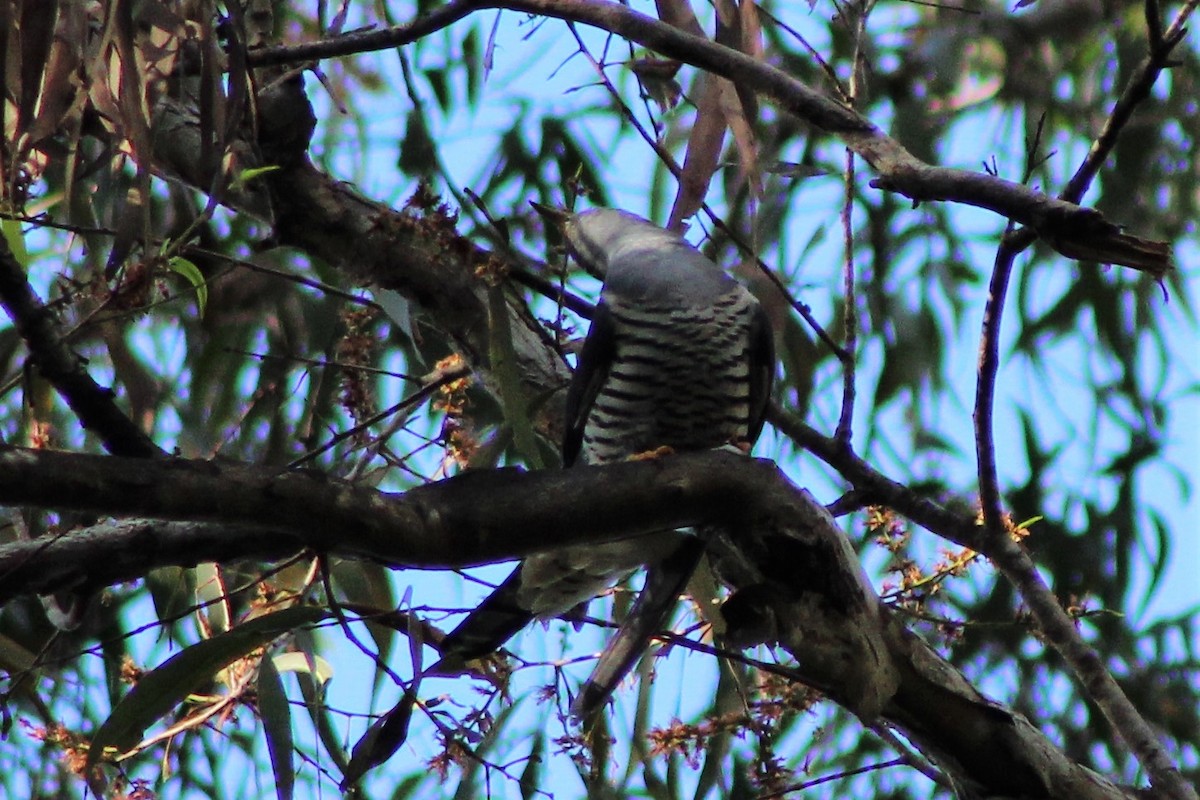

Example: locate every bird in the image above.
[344,207,773,782]
[430,206,776,714]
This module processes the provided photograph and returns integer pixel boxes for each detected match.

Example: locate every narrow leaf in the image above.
[1,220,30,268]
[487,286,547,469]
[168,256,208,318]
[258,654,295,800]
[272,652,335,686]
[85,606,331,781]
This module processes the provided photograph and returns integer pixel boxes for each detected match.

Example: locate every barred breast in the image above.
[517,285,759,617]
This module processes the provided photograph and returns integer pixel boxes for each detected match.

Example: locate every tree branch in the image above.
[768,403,987,550]
[245,0,478,67]
[245,0,1170,274]
[961,9,1200,794]
[1002,0,1198,263]
[0,232,163,458]
[243,77,572,444]
[972,240,1196,800]
[84,11,1185,794]
[1060,0,1197,204]
[0,444,1141,799]
[0,447,761,601]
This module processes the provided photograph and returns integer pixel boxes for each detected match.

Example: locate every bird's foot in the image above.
[627,445,676,461]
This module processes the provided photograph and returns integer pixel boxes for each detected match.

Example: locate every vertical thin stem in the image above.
[835,0,873,447]
[836,146,857,446]
[972,240,1014,529]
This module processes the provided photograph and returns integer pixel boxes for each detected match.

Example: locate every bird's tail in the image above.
[426,566,533,675]
[571,536,706,721]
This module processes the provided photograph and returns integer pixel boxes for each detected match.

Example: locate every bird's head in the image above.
[532,203,734,304]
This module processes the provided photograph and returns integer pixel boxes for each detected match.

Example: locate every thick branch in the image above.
[0,447,756,601]
[0,445,1138,799]
[494,0,1168,273]
[246,77,571,442]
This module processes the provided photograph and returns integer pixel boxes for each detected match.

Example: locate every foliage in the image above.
[0,0,1196,798]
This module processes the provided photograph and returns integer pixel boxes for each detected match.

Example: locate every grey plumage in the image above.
[433,208,774,702]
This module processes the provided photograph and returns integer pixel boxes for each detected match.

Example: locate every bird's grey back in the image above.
[566,209,737,307]
[564,209,758,464]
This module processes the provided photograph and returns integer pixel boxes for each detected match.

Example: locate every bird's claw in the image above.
[627,445,676,461]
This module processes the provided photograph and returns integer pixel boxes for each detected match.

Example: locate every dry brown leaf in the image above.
[717,0,761,203]
[16,0,58,131]
[23,4,87,148]
[656,0,763,225]
[655,0,706,38]
[739,0,764,61]
[668,72,726,230]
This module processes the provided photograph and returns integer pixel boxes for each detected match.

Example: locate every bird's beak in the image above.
[530,201,570,230]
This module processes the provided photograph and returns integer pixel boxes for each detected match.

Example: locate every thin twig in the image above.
[769,402,987,551]
[245,0,479,66]
[1060,0,1195,204]
[246,0,1171,273]
[870,724,951,788]
[835,144,857,445]
[184,245,380,307]
[320,558,404,685]
[759,758,907,798]
[835,0,873,446]
[971,236,1015,544]
[0,234,163,458]
[288,360,471,468]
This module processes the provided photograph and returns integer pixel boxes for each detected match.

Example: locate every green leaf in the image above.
[331,559,396,678]
[258,654,295,800]
[85,606,331,790]
[146,566,194,623]
[487,286,547,469]
[426,67,451,112]
[518,730,544,800]
[294,632,350,776]
[236,165,283,185]
[462,28,481,107]
[192,562,230,638]
[0,631,44,713]
[272,651,334,686]
[168,256,208,318]
[398,108,437,178]
[1,219,29,268]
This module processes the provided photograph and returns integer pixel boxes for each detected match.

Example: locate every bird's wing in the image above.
[570,535,707,721]
[562,300,617,467]
[746,300,776,445]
